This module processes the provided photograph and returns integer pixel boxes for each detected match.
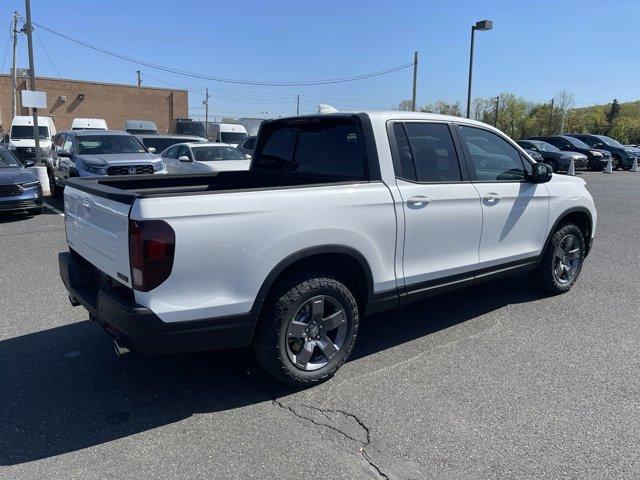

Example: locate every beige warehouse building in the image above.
[0,74,188,135]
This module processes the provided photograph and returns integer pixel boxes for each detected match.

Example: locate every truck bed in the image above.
[65,171,364,204]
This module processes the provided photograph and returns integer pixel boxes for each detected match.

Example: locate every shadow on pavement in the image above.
[1,276,545,465]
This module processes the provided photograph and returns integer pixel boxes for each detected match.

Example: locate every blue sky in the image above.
[2,0,639,119]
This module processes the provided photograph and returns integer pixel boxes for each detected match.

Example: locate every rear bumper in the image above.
[58,251,255,354]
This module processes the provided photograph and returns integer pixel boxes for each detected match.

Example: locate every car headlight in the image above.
[152,161,165,172]
[19,181,40,189]
[8,143,16,150]
[590,150,603,157]
[81,161,108,175]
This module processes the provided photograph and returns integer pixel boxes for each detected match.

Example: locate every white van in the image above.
[8,116,56,162]
[208,123,248,146]
[71,118,108,130]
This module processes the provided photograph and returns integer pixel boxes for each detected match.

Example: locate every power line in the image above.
[33,21,413,87]
[34,26,61,77]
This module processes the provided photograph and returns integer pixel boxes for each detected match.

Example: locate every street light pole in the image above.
[466,20,493,119]
[24,0,42,165]
[411,51,418,112]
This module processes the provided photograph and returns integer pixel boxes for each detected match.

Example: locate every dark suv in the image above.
[528,135,611,171]
[566,134,639,170]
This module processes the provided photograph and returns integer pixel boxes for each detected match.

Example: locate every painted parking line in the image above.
[44,203,65,217]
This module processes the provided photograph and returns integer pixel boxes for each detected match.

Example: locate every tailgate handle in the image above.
[80,199,92,215]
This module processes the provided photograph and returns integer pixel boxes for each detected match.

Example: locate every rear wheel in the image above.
[529,223,585,294]
[252,273,359,386]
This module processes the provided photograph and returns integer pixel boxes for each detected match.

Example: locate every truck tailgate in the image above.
[64,186,132,287]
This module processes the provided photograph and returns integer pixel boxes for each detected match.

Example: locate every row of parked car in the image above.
[1,110,637,217]
[0,113,259,214]
[517,134,640,172]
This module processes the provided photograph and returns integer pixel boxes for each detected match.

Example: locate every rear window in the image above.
[141,137,182,152]
[254,119,367,180]
[220,132,248,144]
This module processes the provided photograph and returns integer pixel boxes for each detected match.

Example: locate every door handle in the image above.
[407,195,431,207]
[483,192,501,202]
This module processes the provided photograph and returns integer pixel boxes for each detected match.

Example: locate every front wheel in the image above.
[611,156,621,170]
[252,274,359,386]
[48,170,61,198]
[529,223,585,294]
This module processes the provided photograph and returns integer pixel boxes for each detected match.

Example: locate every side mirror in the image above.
[244,154,252,160]
[529,163,552,183]
[147,147,156,153]
[57,149,72,158]
[24,160,35,168]
[178,155,192,162]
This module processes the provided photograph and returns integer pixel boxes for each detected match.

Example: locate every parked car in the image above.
[523,148,544,163]
[58,112,596,385]
[566,134,639,170]
[161,142,251,174]
[135,134,207,154]
[71,118,108,130]
[528,135,611,171]
[236,135,257,157]
[208,123,248,147]
[7,115,56,163]
[516,140,587,172]
[125,120,158,135]
[0,146,42,214]
[47,130,166,197]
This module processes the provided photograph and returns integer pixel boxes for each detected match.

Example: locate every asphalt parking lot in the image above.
[2,171,639,480]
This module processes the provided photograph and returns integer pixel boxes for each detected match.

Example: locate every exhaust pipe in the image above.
[113,340,130,357]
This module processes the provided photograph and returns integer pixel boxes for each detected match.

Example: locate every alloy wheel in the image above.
[553,234,581,284]
[285,295,348,371]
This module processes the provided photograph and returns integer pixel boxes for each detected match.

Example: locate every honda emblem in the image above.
[128,167,136,174]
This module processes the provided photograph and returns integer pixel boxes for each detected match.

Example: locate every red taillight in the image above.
[129,219,175,292]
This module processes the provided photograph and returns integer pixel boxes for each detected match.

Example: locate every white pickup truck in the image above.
[59,112,596,385]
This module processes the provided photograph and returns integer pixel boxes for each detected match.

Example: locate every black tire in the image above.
[529,223,585,294]
[48,170,61,198]
[252,273,359,386]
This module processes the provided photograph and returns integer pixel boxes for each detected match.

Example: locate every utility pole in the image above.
[493,96,500,127]
[547,98,555,134]
[296,94,300,115]
[136,70,142,87]
[203,88,210,139]
[11,11,21,119]
[411,51,418,112]
[24,0,42,165]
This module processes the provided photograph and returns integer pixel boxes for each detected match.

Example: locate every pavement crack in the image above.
[271,398,389,479]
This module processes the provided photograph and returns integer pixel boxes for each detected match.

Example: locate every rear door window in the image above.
[400,122,462,182]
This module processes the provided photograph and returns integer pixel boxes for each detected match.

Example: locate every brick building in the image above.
[0,74,188,134]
